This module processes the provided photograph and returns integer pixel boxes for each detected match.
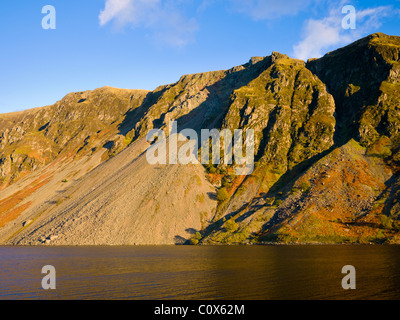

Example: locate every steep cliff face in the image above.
[0,33,399,245]
[307,33,400,147]
[130,55,273,139]
[223,52,335,169]
[200,52,337,243]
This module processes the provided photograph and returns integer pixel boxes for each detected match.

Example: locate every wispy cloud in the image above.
[293,3,399,61]
[99,0,398,52]
[99,0,198,47]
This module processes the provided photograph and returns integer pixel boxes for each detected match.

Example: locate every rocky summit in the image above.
[0,33,399,245]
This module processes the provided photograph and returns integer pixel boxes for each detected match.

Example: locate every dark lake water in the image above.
[0,245,400,300]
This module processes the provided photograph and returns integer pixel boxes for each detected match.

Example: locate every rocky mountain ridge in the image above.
[0,32,399,245]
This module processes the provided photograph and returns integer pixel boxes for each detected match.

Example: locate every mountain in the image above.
[0,33,399,245]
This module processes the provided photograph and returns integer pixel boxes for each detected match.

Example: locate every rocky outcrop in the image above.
[0,87,149,186]
[307,32,400,147]
[223,52,335,169]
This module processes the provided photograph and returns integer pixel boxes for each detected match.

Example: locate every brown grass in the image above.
[0,201,33,228]
[0,173,52,227]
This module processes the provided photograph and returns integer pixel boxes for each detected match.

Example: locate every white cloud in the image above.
[293,4,398,61]
[292,13,348,61]
[99,0,198,47]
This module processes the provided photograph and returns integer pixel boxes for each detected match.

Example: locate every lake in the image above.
[0,245,399,300]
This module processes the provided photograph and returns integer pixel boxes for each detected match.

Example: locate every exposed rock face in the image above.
[223,52,336,169]
[0,33,399,245]
[307,33,400,147]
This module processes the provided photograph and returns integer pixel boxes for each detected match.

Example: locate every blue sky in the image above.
[0,0,399,114]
